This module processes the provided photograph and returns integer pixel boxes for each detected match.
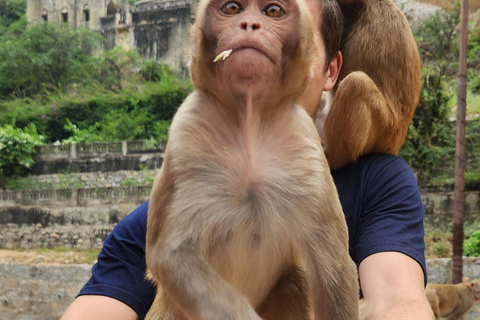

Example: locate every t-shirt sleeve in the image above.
[78,200,156,319]
[354,157,427,283]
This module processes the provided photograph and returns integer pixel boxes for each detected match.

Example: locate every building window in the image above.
[42,10,48,22]
[84,9,90,22]
[61,8,68,23]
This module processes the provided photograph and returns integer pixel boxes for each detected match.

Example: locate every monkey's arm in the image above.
[358,252,434,320]
[147,228,262,320]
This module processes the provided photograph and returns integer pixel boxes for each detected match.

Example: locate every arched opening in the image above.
[83,5,90,22]
[42,9,48,22]
[61,8,68,23]
[107,2,121,16]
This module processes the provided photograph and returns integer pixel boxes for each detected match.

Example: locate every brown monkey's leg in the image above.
[146,289,186,320]
[323,71,397,170]
[305,222,359,319]
[257,267,311,320]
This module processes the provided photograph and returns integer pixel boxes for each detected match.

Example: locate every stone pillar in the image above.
[122,140,128,156]
[130,185,139,200]
[70,143,77,159]
[15,191,23,205]
[71,188,79,206]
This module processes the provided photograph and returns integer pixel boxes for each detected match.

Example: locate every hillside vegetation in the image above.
[0,0,480,187]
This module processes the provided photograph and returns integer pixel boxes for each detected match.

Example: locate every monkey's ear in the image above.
[470,281,476,288]
[322,51,342,92]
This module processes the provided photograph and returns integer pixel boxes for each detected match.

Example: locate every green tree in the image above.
[0,124,43,179]
[0,21,102,97]
[399,66,454,181]
[0,0,26,33]
[413,4,460,74]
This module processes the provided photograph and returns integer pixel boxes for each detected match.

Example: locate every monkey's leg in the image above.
[323,71,397,170]
[146,289,185,320]
[306,230,359,319]
[257,267,311,320]
[147,238,262,320]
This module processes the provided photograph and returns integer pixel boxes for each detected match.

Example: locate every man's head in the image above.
[300,0,343,119]
[319,0,344,68]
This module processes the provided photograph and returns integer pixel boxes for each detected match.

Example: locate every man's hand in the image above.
[358,251,434,320]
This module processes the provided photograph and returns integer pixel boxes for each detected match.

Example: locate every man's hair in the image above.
[320,0,344,68]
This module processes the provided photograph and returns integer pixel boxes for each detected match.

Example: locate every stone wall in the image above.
[0,189,478,249]
[1,258,479,320]
[422,191,480,227]
[32,153,164,175]
[0,202,146,249]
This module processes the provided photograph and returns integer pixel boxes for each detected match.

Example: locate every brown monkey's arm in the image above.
[147,229,262,320]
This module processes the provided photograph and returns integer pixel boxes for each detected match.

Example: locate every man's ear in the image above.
[322,51,342,92]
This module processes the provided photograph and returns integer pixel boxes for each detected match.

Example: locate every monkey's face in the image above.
[190,0,315,105]
[473,281,480,301]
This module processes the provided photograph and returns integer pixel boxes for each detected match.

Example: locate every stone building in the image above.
[26,0,195,70]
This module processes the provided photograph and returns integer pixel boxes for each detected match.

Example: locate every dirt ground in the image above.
[0,249,98,264]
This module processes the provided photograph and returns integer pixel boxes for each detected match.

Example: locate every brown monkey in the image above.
[145,0,359,318]
[316,0,421,170]
[426,281,480,320]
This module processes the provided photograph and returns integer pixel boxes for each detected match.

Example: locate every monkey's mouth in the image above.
[230,44,275,64]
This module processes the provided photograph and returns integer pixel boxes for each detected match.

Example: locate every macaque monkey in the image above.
[145,0,359,318]
[426,281,480,320]
[317,0,421,170]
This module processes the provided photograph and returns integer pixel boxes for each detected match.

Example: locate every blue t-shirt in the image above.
[79,154,426,319]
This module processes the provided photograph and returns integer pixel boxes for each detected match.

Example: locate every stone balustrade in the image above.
[35,140,166,160]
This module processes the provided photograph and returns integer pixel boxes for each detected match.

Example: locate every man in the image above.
[62,0,434,319]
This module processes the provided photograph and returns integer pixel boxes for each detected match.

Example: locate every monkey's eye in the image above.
[263,4,285,17]
[222,2,243,14]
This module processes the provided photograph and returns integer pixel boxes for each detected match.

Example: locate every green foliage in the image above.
[94,47,143,92]
[122,165,155,186]
[464,228,480,256]
[399,66,454,181]
[413,4,460,74]
[61,119,103,143]
[140,61,169,82]
[0,124,44,179]
[5,172,84,190]
[0,0,26,33]
[0,21,102,97]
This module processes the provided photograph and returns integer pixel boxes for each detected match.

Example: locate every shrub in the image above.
[399,65,454,182]
[0,124,43,179]
[0,21,102,98]
[464,229,480,257]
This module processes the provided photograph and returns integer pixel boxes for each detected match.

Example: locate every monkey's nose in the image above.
[240,20,261,31]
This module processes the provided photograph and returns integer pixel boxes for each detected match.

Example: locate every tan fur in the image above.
[145,0,359,318]
[426,281,480,320]
[319,0,421,170]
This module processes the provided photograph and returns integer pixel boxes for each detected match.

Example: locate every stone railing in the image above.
[35,140,166,160]
[0,185,152,207]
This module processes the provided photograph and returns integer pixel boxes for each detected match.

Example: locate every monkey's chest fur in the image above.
[156,92,341,307]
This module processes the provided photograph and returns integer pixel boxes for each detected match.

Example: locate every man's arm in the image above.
[358,251,434,320]
[61,295,138,320]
